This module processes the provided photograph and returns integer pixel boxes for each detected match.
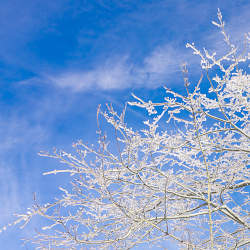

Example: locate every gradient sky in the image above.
[0,0,249,249]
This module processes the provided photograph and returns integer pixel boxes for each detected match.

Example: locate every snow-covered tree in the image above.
[3,10,249,249]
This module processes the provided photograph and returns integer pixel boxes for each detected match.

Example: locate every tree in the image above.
[3,9,249,249]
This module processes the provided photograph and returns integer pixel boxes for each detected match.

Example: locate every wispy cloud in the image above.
[0,166,22,224]
[0,113,49,223]
[49,56,133,91]
[47,42,196,92]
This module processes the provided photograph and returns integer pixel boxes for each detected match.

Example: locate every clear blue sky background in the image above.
[0,0,249,249]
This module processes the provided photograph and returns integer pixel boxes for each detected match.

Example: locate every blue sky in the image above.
[0,0,249,249]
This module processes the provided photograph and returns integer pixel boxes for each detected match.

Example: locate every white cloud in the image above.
[0,166,22,224]
[0,114,52,241]
[50,56,133,91]
[144,44,179,74]
[0,118,46,153]
[48,43,195,92]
